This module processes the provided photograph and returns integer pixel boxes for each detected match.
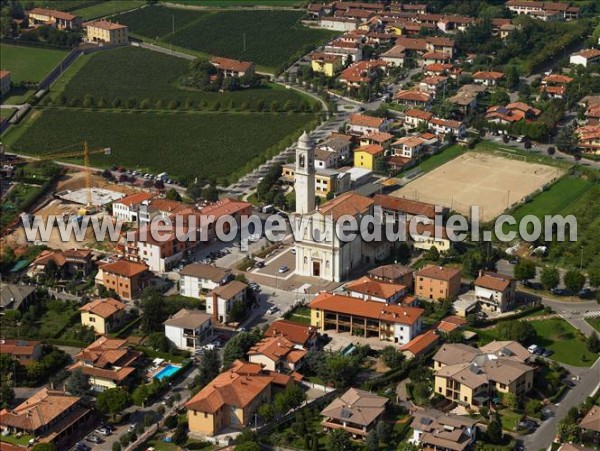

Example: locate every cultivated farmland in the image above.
[114,6,339,71]
[4,109,317,182]
[0,44,68,82]
[55,46,318,110]
[71,0,146,19]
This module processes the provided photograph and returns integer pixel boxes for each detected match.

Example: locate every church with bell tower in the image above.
[294,131,316,215]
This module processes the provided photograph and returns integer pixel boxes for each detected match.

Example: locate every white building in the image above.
[570,49,600,68]
[295,131,316,215]
[474,271,516,313]
[164,309,213,351]
[112,192,154,223]
[179,263,232,299]
[207,280,247,324]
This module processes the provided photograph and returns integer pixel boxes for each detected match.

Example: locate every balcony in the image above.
[321,420,368,438]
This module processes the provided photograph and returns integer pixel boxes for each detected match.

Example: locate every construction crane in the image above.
[28,141,111,211]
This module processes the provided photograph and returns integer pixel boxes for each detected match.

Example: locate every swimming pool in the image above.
[153,364,181,381]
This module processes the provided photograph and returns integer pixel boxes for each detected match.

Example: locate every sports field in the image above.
[3,109,317,182]
[392,152,562,221]
[0,44,68,82]
[114,6,339,71]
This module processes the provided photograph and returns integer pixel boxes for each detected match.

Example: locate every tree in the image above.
[376,421,392,443]
[557,417,578,442]
[172,421,188,445]
[0,376,14,408]
[32,445,55,451]
[514,259,536,283]
[96,388,131,420]
[201,185,219,202]
[235,443,260,451]
[487,413,503,444]
[564,270,585,293]
[381,345,404,369]
[222,330,261,368]
[503,392,518,410]
[132,384,150,406]
[496,321,536,344]
[525,399,542,416]
[140,288,166,333]
[588,264,600,288]
[328,429,351,451]
[547,146,556,156]
[587,332,600,353]
[366,429,379,451]
[555,127,577,153]
[66,368,89,396]
[490,89,510,106]
[196,349,221,389]
[540,266,560,290]
[112,443,122,451]
[165,188,182,202]
[258,403,274,422]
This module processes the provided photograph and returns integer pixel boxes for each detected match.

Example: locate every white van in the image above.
[527,344,538,354]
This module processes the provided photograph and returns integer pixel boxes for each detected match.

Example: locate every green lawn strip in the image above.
[169,0,305,6]
[476,140,571,169]
[498,408,522,432]
[71,0,146,20]
[4,108,317,183]
[0,44,69,82]
[397,144,466,178]
[0,433,35,446]
[2,88,35,104]
[529,318,597,367]
[586,317,600,333]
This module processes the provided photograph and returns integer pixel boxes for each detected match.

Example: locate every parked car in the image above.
[578,287,592,298]
[542,349,554,358]
[267,306,279,315]
[86,434,102,444]
[519,420,537,432]
[551,287,567,296]
[75,442,91,451]
[516,135,526,143]
[533,346,544,355]
[278,265,289,273]
[95,427,111,436]
[127,424,137,433]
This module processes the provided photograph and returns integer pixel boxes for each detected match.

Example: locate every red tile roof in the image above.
[416,265,461,282]
[349,114,386,128]
[115,192,155,207]
[79,298,126,318]
[99,259,148,277]
[264,320,317,347]
[211,56,254,73]
[400,330,440,356]
[373,194,437,219]
[84,19,127,30]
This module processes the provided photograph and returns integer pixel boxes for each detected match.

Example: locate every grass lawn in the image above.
[2,86,36,104]
[398,144,466,178]
[71,0,145,19]
[286,306,311,324]
[529,318,598,367]
[476,140,571,169]
[498,408,522,432]
[586,317,600,333]
[0,44,68,82]
[4,108,317,183]
[0,434,35,446]
[114,5,339,72]
[52,46,317,110]
[1,183,44,229]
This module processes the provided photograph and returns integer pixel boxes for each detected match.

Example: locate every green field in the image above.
[114,5,339,71]
[398,144,466,178]
[170,0,305,5]
[0,44,68,83]
[4,109,317,181]
[71,0,146,19]
[529,318,597,367]
[54,46,317,109]
[587,318,600,333]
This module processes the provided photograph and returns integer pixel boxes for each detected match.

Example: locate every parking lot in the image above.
[252,247,296,281]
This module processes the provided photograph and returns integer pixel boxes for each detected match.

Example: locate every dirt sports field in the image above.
[392,152,563,221]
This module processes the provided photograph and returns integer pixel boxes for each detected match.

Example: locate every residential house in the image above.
[359,131,394,150]
[541,74,574,100]
[164,309,213,351]
[381,45,407,67]
[394,90,431,107]
[186,359,294,436]
[323,37,362,60]
[28,7,80,29]
[354,144,384,170]
[281,164,351,197]
[0,388,92,449]
[433,341,534,409]
[318,135,353,162]
[437,315,467,334]
[419,75,448,98]
[392,135,427,159]
[578,405,600,437]
[210,57,255,77]
[112,192,155,223]
[339,60,387,88]
[28,248,93,278]
[314,148,340,169]
[79,298,127,335]
[198,198,253,242]
[474,271,516,313]
[0,70,10,97]
[404,109,434,129]
[248,336,307,372]
[400,330,440,359]
[309,292,423,344]
[412,223,452,252]
[486,102,542,125]
[264,320,318,349]
[0,339,43,363]
[414,265,461,301]
[368,263,414,287]
[180,263,232,299]
[321,388,388,438]
[429,117,466,138]
[448,84,486,115]
[95,259,150,301]
[421,51,452,66]
[586,104,600,126]
[69,336,141,391]
[137,197,187,224]
[311,52,343,76]
[410,407,479,450]
[473,71,505,87]
[0,283,36,312]
[348,114,390,134]
[344,275,408,304]
[207,280,248,324]
[84,20,128,45]
[570,48,600,68]
[576,125,600,153]
[506,1,579,21]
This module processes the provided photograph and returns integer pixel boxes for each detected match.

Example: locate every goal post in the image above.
[493,150,526,162]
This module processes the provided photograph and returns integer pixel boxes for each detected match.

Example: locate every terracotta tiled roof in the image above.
[574,48,600,59]
[79,298,126,318]
[355,144,384,156]
[310,292,424,325]
[400,330,440,356]
[362,131,394,143]
[0,70,10,79]
[473,71,504,80]
[543,74,574,84]
[350,114,386,128]
[422,52,451,60]
[345,276,406,300]
[264,320,317,346]
[84,19,127,30]
[373,194,436,218]
[99,259,148,277]
[114,192,154,207]
[321,388,388,427]
[416,265,461,282]
[394,90,431,103]
[368,264,413,280]
[211,280,247,300]
[475,273,512,292]
[394,136,426,148]
[317,191,373,220]
[405,108,434,121]
[29,7,77,21]
[180,263,231,282]
[0,339,41,358]
[200,198,251,217]
[248,336,307,364]
[579,405,600,433]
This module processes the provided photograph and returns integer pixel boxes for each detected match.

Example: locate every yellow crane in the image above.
[28,141,111,211]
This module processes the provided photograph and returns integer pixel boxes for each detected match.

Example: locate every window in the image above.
[89,317,95,322]
[464,396,468,402]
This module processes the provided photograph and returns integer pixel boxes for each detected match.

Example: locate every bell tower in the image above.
[294,131,315,214]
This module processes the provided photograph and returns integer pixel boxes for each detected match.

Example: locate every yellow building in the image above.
[433,342,535,410]
[84,19,128,45]
[353,144,384,170]
[186,360,293,436]
[282,164,350,197]
[79,298,126,334]
[310,52,343,77]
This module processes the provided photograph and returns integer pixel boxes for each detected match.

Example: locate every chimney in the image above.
[212,292,219,322]
[478,269,483,278]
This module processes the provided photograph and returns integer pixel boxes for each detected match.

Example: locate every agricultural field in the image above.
[114,6,339,71]
[0,44,68,83]
[54,46,318,110]
[4,109,317,182]
[170,0,305,5]
[71,0,146,19]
